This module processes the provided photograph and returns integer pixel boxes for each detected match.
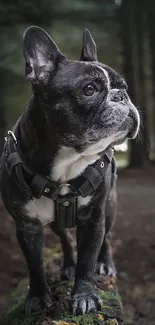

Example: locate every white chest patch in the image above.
[24,196,55,225]
[51,146,100,183]
[24,133,124,225]
[24,146,100,225]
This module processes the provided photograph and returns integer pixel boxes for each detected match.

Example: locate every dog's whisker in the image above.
[137,132,143,144]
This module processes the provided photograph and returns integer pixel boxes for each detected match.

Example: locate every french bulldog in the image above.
[0,26,140,315]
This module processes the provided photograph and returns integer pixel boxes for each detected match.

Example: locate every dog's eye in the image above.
[83,84,96,96]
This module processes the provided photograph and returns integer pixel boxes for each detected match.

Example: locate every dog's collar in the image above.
[3,128,116,228]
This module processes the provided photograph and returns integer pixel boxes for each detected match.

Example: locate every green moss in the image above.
[98,290,123,320]
[1,247,123,325]
[99,290,122,304]
[2,302,104,325]
[1,290,121,325]
[11,279,29,305]
[1,301,44,325]
[1,287,122,325]
[54,290,122,325]
[58,311,99,325]
[44,243,61,259]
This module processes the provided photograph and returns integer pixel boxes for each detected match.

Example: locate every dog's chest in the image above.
[24,146,99,225]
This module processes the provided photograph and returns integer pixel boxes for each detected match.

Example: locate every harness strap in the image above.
[31,174,60,199]
[6,151,23,176]
[77,167,103,197]
[82,166,103,189]
[4,130,33,200]
[70,156,108,197]
[3,128,116,202]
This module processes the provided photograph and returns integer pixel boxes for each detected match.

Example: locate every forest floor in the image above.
[0,168,155,325]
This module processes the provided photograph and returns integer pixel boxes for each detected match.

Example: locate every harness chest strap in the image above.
[3,130,116,228]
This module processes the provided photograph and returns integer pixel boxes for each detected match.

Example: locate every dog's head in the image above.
[23,26,140,154]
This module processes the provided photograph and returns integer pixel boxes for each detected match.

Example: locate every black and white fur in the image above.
[0,27,140,315]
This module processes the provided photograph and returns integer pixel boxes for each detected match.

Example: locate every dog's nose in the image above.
[110,89,124,102]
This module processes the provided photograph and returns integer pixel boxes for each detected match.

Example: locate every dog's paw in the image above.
[61,265,75,281]
[71,291,102,315]
[24,292,52,313]
[96,261,117,277]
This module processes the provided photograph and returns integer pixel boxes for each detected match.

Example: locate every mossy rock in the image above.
[1,247,124,325]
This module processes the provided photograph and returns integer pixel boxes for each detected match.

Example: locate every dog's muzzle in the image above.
[127,107,140,139]
[107,89,140,139]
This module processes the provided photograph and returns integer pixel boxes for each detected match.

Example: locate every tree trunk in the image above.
[147,0,155,159]
[120,0,150,167]
[0,97,6,156]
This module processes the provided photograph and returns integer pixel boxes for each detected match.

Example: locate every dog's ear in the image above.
[23,26,65,84]
[80,28,98,62]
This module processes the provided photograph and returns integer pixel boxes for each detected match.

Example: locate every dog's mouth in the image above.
[103,107,140,149]
[117,107,140,140]
[128,109,140,139]
[81,106,140,154]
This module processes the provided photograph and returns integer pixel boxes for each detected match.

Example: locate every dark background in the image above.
[0,1,155,324]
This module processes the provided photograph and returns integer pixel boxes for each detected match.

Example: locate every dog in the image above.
[0,26,140,315]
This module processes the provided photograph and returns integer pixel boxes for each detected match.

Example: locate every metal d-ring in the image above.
[5,130,17,144]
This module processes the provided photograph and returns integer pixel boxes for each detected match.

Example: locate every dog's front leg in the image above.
[71,207,105,315]
[16,218,51,313]
[51,222,75,280]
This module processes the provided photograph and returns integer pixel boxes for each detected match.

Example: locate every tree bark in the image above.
[0,71,7,155]
[120,0,150,167]
[0,105,6,156]
[147,0,155,158]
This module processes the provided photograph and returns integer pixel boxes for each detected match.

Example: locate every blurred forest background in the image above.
[1,1,155,325]
[1,0,155,167]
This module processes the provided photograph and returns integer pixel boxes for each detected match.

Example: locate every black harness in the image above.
[2,128,117,229]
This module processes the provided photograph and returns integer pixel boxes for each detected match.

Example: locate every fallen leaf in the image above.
[98,313,104,320]
[107,318,119,325]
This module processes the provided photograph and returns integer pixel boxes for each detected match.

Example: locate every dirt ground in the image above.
[0,168,155,325]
